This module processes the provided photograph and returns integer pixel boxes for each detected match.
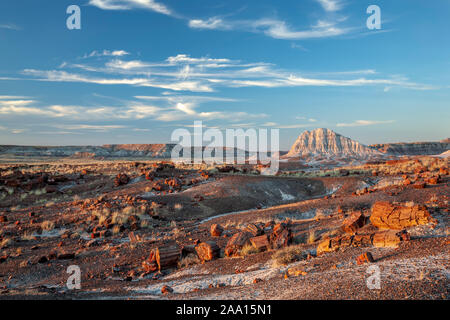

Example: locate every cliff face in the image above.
[285,128,380,158]
[369,142,450,156]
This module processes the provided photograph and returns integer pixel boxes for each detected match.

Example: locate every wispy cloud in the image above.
[316,0,343,12]
[15,53,436,93]
[89,0,172,16]
[336,120,395,127]
[83,50,130,58]
[188,17,350,40]
[0,23,20,30]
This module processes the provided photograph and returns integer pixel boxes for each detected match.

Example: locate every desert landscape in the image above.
[0,128,448,300]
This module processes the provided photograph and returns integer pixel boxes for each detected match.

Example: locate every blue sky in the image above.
[0,0,449,149]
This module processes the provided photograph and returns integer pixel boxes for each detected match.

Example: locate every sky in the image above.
[0,0,449,149]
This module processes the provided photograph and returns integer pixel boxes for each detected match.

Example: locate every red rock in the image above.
[413,182,426,189]
[114,173,130,187]
[426,176,440,185]
[161,285,173,295]
[403,178,412,186]
[356,252,375,265]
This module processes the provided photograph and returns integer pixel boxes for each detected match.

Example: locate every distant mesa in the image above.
[284,128,381,159]
[284,128,450,159]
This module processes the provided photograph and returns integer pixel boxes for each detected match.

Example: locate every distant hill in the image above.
[369,141,450,156]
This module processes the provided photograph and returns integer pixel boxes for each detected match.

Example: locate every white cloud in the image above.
[89,0,172,15]
[22,69,213,92]
[252,19,348,40]
[189,18,229,30]
[336,120,395,127]
[55,124,127,131]
[188,17,349,40]
[0,95,30,100]
[167,54,231,65]
[316,0,342,12]
[84,50,130,58]
[11,129,26,134]
[105,59,149,69]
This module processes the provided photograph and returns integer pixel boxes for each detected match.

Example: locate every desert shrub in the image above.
[178,254,201,268]
[271,244,307,267]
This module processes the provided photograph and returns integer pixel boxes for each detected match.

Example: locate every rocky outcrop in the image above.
[285,128,381,159]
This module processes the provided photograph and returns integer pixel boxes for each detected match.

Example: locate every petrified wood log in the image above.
[317,230,408,255]
[195,241,220,262]
[142,250,158,272]
[250,235,270,251]
[153,245,180,271]
[225,232,252,257]
[370,201,436,230]
[270,229,292,249]
[341,211,365,233]
[210,224,223,237]
[181,245,197,258]
[245,223,262,237]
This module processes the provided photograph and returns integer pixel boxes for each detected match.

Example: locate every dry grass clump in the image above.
[178,253,201,268]
[271,244,307,267]
[41,220,55,232]
[240,244,259,257]
[0,238,13,248]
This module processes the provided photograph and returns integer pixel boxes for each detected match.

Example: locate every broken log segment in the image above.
[195,241,220,262]
[210,224,223,237]
[317,230,408,255]
[245,223,262,237]
[341,211,365,233]
[154,245,180,271]
[370,201,436,230]
[250,234,270,252]
[225,232,252,257]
